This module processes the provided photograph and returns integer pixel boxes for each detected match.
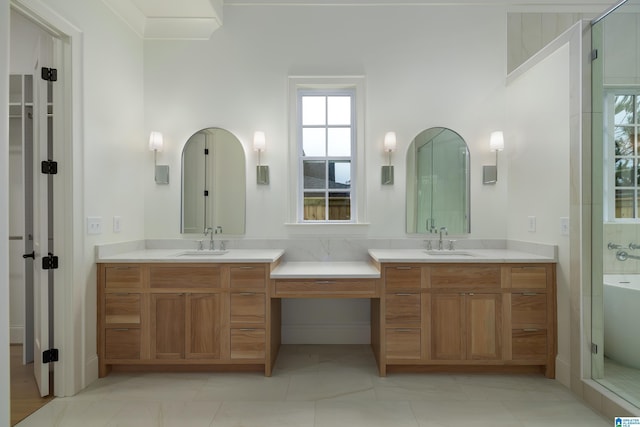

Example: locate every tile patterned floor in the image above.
[16,345,611,427]
[596,358,640,409]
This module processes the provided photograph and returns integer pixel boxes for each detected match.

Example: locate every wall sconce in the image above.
[254,131,269,185]
[381,131,397,185]
[483,130,504,185]
[149,131,169,184]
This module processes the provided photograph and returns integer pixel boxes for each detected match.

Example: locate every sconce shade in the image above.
[384,131,397,152]
[149,131,164,151]
[489,131,504,152]
[253,131,266,152]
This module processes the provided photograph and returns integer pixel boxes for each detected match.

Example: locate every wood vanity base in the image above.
[98,261,556,379]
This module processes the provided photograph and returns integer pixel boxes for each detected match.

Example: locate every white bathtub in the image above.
[604,274,640,369]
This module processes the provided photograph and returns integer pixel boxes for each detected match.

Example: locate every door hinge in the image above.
[591,49,598,61]
[204,190,209,197]
[42,252,59,270]
[41,160,58,175]
[41,67,58,82]
[591,343,598,354]
[204,148,209,155]
[43,348,59,364]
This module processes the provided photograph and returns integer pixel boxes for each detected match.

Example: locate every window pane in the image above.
[615,95,635,125]
[302,128,326,157]
[327,96,351,125]
[615,126,634,156]
[304,192,326,220]
[302,96,326,125]
[327,128,351,157]
[615,158,635,186]
[328,192,351,220]
[329,161,351,188]
[616,189,635,218]
[303,160,326,189]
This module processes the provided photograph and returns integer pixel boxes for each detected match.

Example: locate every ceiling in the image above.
[102,0,616,39]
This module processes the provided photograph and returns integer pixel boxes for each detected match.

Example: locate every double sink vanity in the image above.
[96,244,557,379]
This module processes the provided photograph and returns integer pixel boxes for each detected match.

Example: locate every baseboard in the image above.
[85,354,99,387]
[282,322,370,344]
[10,326,23,344]
[556,356,571,387]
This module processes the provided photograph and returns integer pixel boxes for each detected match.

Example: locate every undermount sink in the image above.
[178,250,229,256]
[424,250,474,257]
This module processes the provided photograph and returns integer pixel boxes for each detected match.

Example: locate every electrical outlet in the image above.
[560,217,570,236]
[113,216,122,233]
[527,216,536,233]
[87,217,102,235]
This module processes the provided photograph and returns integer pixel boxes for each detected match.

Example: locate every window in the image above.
[298,90,355,221]
[288,77,365,225]
[607,92,640,220]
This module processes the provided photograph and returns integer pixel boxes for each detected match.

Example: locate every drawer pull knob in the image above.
[315,281,336,284]
[112,328,130,331]
[238,292,256,296]
[521,292,539,296]
[394,328,413,332]
[394,293,414,296]
[523,328,540,332]
[239,328,256,331]
[395,267,412,270]
[239,266,254,270]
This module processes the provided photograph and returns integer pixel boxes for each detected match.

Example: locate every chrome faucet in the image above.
[204,227,215,250]
[438,227,448,250]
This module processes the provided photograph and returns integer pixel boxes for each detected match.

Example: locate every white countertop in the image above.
[96,248,285,263]
[271,262,381,279]
[368,248,556,263]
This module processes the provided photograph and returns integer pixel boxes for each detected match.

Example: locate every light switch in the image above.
[87,217,102,235]
[113,216,122,233]
[560,217,570,236]
[527,216,536,233]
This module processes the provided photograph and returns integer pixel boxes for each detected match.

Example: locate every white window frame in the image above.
[287,76,366,225]
[604,88,640,222]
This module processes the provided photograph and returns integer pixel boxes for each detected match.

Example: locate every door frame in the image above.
[10,0,84,398]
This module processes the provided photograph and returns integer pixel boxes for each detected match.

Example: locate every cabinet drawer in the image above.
[105,328,141,360]
[386,328,421,360]
[104,266,142,289]
[431,266,501,289]
[230,293,266,324]
[512,329,547,361]
[274,279,377,297]
[230,328,265,359]
[105,294,141,325]
[385,293,421,325]
[385,266,421,291]
[149,266,221,289]
[230,265,266,290]
[510,267,548,289]
[511,293,547,327]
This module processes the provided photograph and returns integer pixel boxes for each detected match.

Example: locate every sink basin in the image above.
[178,250,229,256]
[424,250,474,257]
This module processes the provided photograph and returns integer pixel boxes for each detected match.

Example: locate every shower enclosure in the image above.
[591,0,640,409]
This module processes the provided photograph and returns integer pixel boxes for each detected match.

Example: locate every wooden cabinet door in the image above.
[466,293,502,360]
[151,293,185,359]
[186,293,223,360]
[431,293,465,360]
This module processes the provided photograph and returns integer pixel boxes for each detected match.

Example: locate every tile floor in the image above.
[597,358,640,409]
[16,345,611,427]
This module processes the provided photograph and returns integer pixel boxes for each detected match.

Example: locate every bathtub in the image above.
[604,275,640,369]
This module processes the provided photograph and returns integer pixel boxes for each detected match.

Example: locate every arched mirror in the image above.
[181,127,246,234]
[406,127,470,234]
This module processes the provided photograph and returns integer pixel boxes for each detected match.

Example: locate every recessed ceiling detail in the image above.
[102,0,223,40]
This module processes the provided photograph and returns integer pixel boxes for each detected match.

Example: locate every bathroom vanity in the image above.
[96,246,556,378]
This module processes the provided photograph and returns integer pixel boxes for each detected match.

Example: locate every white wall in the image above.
[143,4,509,240]
[505,43,571,384]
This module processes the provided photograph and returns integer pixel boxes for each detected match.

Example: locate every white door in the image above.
[31,33,54,398]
